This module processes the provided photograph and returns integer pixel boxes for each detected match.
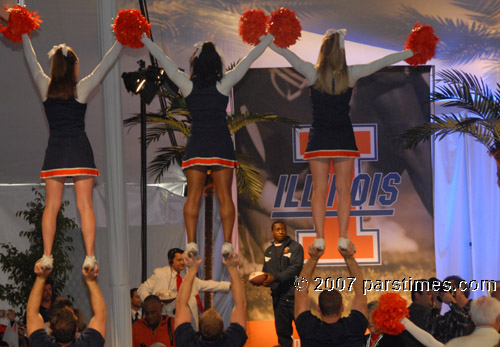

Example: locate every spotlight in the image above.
[122,71,146,94]
[121,60,176,105]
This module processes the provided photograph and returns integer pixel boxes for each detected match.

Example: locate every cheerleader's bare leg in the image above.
[332,157,355,250]
[211,167,235,257]
[309,158,329,251]
[183,167,208,256]
[74,176,96,256]
[41,177,65,268]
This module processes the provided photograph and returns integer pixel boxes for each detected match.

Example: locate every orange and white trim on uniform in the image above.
[40,168,100,179]
[182,157,239,169]
[304,149,360,160]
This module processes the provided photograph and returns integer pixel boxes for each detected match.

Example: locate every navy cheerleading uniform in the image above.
[40,99,98,178]
[182,81,237,169]
[304,86,359,159]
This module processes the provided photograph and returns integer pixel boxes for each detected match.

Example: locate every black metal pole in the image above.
[140,95,148,282]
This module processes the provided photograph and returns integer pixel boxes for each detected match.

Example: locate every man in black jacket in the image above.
[262,221,304,347]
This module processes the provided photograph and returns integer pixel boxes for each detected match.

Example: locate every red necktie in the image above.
[176,272,182,291]
[176,272,204,313]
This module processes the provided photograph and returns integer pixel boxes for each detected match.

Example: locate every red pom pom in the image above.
[372,293,409,335]
[239,9,268,46]
[0,5,42,43]
[112,9,151,49]
[404,22,439,66]
[267,7,301,48]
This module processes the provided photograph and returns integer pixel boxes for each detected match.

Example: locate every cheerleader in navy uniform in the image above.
[21,33,122,270]
[270,29,414,251]
[141,33,273,257]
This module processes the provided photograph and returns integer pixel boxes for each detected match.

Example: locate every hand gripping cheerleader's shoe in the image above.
[338,237,357,252]
[39,254,54,270]
[83,256,97,271]
[221,242,234,260]
[312,238,325,251]
[186,242,199,257]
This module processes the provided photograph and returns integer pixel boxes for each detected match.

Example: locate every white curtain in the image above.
[434,134,500,297]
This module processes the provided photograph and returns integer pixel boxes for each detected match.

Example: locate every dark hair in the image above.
[73,308,87,333]
[199,308,224,342]
[271,220,287,230]
[190,41,222,87]
[130,288,138,299]
[48,46,78,100]
[51,307,77,343]
[49,297,73,319]
[444,275,470,299]
[168,248,184,265]
[411,279,430,301]
[318,290,342,316]
[144,295,162,306]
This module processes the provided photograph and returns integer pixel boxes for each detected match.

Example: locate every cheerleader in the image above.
[270,29,414,251]
[141,33,273,257]
[21,33,122,270]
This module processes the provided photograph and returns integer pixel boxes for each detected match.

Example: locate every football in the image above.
[249,271,268,286]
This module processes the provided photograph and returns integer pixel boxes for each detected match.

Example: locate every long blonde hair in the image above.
[314,33,348,95]
[47,46,78,100]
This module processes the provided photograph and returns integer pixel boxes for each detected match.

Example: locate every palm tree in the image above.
[401,69,500,185]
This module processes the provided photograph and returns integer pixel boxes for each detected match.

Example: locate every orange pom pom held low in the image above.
[239,9,268,46]
[372,292,409,335]
[112,9,151,49]
[404,22,439,66]
[0,5,42,43]
[267,7,301,48]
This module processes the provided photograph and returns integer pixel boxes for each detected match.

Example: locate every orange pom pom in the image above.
[267,7,301,48]
[372,293,409,335]
[0,5,42,43]
[239,9,268,46]
[404,22,439,66]
[112,9,151,49]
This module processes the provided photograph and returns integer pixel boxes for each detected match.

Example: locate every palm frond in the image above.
[124,114,191,139]
[235,153,263,206]
[452,0,500,27]
[402,113,500,150]
[148,146,185,183]
[433,69,498,119]
[228,112,298,134]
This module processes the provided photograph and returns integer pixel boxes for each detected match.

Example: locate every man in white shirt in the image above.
[138,248,230,329]
[131,288,142,324]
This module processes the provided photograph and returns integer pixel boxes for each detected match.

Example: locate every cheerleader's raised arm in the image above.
[22,33,123,103]
[348,49,413,86]
[217,33,273,95]
[22,34,50,99]
[141,34,192,96]
[76,40,122,103]
[141,33,274,97]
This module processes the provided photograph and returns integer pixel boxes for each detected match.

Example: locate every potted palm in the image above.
[401,69,500,186]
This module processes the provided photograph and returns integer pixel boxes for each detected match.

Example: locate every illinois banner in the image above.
[233,66,434,328]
